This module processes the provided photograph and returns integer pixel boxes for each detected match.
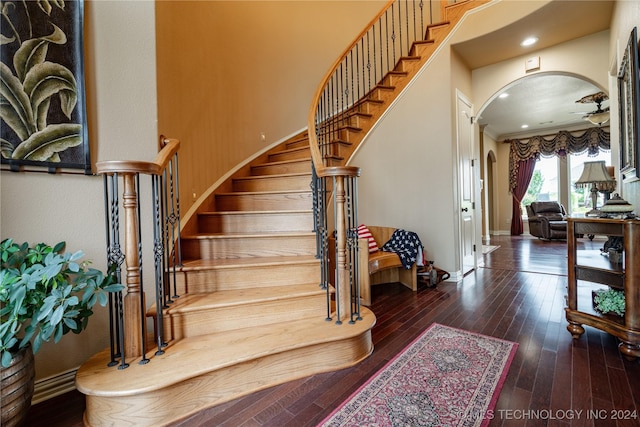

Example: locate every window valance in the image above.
[508,127,610,191]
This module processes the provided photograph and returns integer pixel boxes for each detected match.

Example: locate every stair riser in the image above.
[82,331,373,427]
[285,138,309,150]
[359,99,385,115]
[338,127,362,141]
[176,263,320,293]
[181,235,317,260]
[383,73,408,87]
[410,42,435,57]
[197,211,314,234]
[251,160,311,175]
[215,192,312,211]
[232,174,311,192]
[163,294,326,340]
[369,86,394,101]
[396,57,421,73]
[268,148,311,163]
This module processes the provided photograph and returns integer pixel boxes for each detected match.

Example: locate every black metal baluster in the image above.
[167,159,179,299]
[103,175,120,367]
[420,0,425,41]
[134,174,150,365]
[332,177,341,325]
[352,176,362,321]
[109,173,128,370]
[152,174,166,356]
[366,31,372,97]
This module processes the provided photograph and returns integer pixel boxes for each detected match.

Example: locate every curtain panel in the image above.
[507,127,611,192]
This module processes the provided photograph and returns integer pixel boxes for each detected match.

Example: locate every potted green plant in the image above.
[592,287,626,317]
[0,238,123,425]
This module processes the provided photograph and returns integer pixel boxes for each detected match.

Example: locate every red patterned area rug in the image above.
[319,323,518,427]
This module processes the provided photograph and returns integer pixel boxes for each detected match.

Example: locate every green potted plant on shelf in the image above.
[0,238,124,425]
[593,287,626,317]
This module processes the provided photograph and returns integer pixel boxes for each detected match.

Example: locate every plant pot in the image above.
[1,345,35,427]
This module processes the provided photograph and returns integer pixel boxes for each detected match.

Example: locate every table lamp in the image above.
[575,161,616,216]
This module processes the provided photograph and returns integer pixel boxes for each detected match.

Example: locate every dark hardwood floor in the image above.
[24,235,639,427]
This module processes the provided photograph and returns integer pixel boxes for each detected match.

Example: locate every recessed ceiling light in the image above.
[521,37,538,47]
[521,124,529,129]
[499,93,509,99]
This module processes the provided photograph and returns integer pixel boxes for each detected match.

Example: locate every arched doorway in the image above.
[476,72,608,236]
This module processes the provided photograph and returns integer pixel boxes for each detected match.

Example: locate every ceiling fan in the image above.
[573,91,610,125]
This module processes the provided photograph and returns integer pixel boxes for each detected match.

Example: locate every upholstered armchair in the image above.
[526,201,568,240]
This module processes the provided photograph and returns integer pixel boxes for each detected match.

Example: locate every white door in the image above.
[456,91,475,275]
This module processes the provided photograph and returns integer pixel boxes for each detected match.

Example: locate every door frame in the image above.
[455,89,478,274]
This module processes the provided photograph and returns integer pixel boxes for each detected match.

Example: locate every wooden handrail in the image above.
[96,137,180,176]
[307,0,394,177]
[97,136,182,364]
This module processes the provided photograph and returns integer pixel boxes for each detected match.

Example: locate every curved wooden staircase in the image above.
[76,1,486,426]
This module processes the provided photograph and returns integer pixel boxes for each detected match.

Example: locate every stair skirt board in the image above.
[78,310,375,427]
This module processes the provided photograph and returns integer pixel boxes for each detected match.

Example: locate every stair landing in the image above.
[76,308,375,427]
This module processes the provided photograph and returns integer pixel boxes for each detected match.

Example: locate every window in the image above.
[521,156,558,216]
[569,151,612,215]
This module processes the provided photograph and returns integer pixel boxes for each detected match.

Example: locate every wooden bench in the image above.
[329,226,417,306]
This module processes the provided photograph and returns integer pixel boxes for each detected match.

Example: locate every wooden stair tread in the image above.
[76,307,375,396]
[198,209,311,215]
[234,172,311,181]
[178,255,319,269]
[182,231,315,239]
[150,284,325,315]
[253,158,310,167]
[216,189,311,196]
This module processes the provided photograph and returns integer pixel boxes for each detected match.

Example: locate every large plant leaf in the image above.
[14,24,67,82]
[23,62,77,127]
[37,1,66,16]
[0,62,35,140]
[11,123,82,161]
[0,34,15,46]
[1,138,14,158]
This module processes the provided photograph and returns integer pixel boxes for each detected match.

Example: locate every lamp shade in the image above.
[575,161,615,187]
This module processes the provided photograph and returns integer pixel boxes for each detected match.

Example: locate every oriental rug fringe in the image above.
[319,323,518,427]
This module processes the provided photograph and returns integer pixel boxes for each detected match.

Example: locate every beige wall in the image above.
[474,30,611,235]
[1,1,158,381]
[155,0,386,215]
[610,0,640,209]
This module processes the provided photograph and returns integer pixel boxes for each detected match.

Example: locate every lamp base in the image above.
[585,208,600,217]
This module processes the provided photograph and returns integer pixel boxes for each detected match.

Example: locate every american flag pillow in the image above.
[357,224,379,253]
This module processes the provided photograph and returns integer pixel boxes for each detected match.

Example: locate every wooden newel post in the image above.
[334,176,350,323]
[122,174,146,359]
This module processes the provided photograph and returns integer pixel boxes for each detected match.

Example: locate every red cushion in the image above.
[357,224,379,253]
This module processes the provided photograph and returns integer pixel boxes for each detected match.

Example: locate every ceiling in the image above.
[450,0,615,140]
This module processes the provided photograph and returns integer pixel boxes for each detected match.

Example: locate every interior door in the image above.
[457,91,476,275]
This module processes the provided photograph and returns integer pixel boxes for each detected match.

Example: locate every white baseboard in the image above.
[32,368,78,405]
[445,270,463,282]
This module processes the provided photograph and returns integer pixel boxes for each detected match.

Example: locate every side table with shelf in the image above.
[565,217,640,360]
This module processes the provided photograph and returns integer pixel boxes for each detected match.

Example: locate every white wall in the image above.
[0,1,158,381]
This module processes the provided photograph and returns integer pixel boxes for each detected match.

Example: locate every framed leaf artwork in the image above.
[1,0,90,174]
[618,26,640,183]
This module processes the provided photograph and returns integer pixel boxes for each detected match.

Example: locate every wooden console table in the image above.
[565,217,640,360]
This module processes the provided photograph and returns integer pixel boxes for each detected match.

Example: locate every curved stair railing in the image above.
[96,136,181,368]
[309,0,479,321]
